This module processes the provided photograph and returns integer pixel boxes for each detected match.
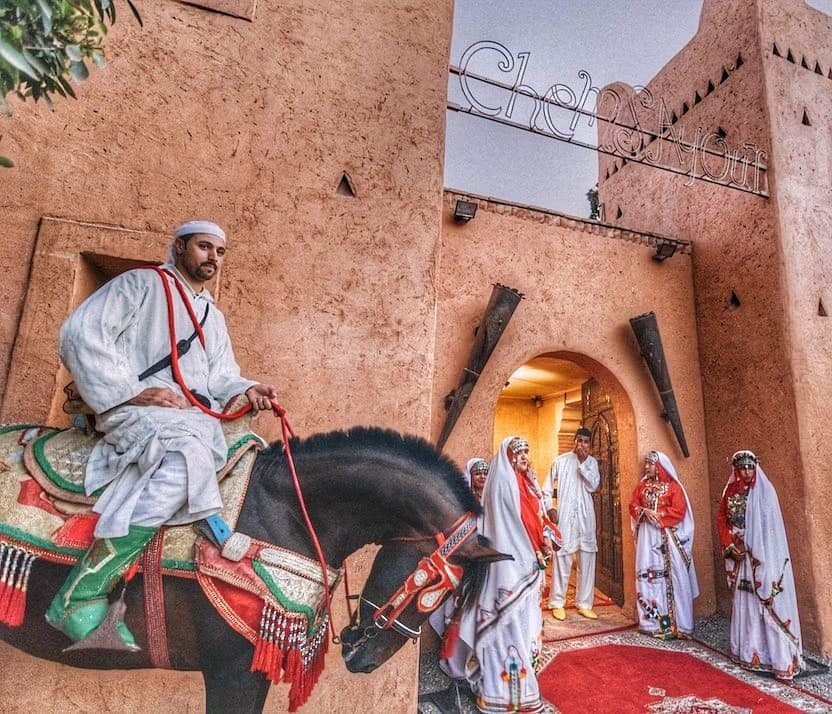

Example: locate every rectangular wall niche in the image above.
[175,0,257,22]
[0,217,170,426]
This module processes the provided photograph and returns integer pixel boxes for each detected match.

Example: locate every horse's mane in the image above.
[257,426,482,514]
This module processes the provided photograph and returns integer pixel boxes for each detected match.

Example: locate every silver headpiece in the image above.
[644,451,659,464]
[732,450,758,467]
[508,438,529,455]
[469,459,489,475]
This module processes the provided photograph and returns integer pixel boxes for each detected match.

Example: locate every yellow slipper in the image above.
[577,608,598,620]
[550,607,566,621]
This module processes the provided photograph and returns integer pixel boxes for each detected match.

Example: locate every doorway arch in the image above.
[492,350,638,610]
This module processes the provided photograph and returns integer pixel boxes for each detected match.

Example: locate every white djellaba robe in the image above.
[441,438,548,714]
[59,262,256,539]
[722,465,803,679]
[542,451,600,610]
[630,451,699,638]
[429,458,485,638]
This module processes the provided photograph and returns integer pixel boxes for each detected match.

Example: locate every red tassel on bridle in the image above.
[439,609,461,660]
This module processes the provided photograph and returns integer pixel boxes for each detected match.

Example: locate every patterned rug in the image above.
[538,629,831,713]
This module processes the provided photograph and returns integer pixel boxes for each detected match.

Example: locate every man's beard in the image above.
[193,262,217,280]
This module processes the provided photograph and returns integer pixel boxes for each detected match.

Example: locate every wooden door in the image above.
[582,378,624,605]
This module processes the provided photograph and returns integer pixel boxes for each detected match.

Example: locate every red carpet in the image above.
[539,643,805,713]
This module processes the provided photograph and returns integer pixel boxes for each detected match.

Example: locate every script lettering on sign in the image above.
[449,40,767,197]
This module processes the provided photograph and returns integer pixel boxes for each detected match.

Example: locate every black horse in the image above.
[0,427,501,712]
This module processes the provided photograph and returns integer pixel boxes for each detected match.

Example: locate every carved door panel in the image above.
[582,378,624,605]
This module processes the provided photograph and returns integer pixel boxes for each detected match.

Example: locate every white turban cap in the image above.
[173,220,226,242]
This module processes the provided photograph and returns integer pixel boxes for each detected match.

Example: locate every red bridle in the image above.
[345,513,478,650]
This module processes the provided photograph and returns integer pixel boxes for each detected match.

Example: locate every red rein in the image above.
[148,267,339,641]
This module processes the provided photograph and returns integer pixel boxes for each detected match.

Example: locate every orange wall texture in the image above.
[0,0,830,708]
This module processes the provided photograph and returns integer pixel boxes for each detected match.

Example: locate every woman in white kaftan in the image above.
[629,451,698,639]
[717,450,803,680]
[441,437,555,714]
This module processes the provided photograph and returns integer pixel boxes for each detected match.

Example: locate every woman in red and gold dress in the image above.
[629,450,698,639]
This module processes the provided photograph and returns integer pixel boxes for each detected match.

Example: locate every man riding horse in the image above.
[46,219,278,651]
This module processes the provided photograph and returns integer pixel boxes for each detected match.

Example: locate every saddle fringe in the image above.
[250,603,329,712]
[0,543,37,627]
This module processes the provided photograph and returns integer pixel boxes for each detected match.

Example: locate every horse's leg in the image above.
[202,650,271,714]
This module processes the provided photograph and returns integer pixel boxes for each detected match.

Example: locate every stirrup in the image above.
[63,591,140,653]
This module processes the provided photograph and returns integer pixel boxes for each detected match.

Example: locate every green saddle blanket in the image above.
[0,423,262,573]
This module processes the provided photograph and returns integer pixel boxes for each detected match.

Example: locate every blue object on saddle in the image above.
[205,514,232,547]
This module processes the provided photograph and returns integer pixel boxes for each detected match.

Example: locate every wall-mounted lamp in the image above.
[652,240,678,262]
[531,395,544,408]
[453,199,478,223]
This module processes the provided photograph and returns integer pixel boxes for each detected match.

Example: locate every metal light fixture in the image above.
[652,240,677,262]
[453,199,478,223]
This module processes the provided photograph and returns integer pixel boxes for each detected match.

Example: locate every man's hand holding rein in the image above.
[246,383,278,414]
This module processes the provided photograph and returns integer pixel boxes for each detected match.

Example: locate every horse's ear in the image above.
[450,534,513,564]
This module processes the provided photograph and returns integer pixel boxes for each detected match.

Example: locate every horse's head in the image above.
[340,519,508,673]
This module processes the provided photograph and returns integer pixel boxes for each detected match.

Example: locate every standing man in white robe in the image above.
[46,220,278,651]
[542,426,601,621]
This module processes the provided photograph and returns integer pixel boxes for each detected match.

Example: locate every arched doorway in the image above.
[493,352,633,608]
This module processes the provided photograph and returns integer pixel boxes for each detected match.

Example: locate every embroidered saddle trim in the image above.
[195,538,342,711]
[0,423,259,573]
[196,538,341,633]
[21,394,261,506]
[0,421,336,712]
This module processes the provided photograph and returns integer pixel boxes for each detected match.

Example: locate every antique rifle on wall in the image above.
[436,284,524,451]
[629,311,690,458]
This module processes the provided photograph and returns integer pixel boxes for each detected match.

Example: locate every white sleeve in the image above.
[579,457,601,492]
[59,271,147,413]
[541,461,557,510]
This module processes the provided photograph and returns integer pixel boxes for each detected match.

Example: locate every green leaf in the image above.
[0,156,14,168]
[65,44,83,62]
[126,0,143,27]
[58,74,77,98]
[0,38,41,79]
[69,59,89,81]
[34,0,53,34]
[21,49,49,78]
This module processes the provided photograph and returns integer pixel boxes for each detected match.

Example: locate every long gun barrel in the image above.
[629,311,690,458]
[437,284,524,451]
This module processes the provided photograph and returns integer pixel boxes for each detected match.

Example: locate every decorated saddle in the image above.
[0,400,340,712]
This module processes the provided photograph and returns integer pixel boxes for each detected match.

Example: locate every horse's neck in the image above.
[237,446,457,566]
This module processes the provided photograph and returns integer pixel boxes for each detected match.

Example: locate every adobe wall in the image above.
[597,0,829,655]
[0,0,452,710]
[433,192,715,619]
[759,0,832,652]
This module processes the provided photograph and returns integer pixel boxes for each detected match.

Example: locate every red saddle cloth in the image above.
[195,536,341,712]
